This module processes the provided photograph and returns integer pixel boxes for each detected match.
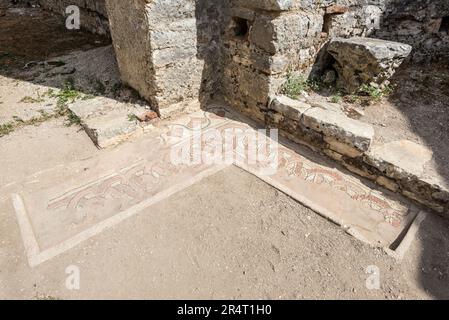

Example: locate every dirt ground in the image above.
[0,45,126,126]
[1,3,449,300]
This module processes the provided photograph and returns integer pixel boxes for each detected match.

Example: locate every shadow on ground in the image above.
[416,214,449,298]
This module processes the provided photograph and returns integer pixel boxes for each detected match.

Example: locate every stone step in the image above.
[5,106,420,267]
[351,141,449,214]
[68,97,156,149]
[270,95,375,158]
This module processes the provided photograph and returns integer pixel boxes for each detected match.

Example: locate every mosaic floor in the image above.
[6,103,420,267]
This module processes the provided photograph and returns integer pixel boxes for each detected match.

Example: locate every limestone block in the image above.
[250,12,323,55]
[302,107,374,154]
[68,97,153,148]
[105,0,216,117]
[38,0,109,35]
[367,140,433,178]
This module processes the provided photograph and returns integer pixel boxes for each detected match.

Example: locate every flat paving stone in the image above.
[368,140,433,177]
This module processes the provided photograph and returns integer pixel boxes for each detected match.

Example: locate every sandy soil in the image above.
[308,60,449,189]
[0,4,109,75]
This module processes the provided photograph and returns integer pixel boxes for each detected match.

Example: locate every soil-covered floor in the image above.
[0,3,145,134]
[1,2,449,300]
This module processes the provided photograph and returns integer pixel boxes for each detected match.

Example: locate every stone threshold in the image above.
[268,95,449,216]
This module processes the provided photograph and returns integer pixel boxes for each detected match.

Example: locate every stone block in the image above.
[328,37,412,93]
[367,140,433,178]
[302,106,374,153]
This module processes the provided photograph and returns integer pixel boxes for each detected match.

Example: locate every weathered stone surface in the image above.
[376,176,399,192]
[37,0,109,35]
[105,0,223,116]
[324,5,383,38]
[222,2,325,121]
[8,107,417,268]
[270,95,374,156]
[328,37,412,93]
[250,12,322,55]
[270,95,309,121]
[11,0,449,215]
[367,140,433,178]
[68,97,153,148]
[33,0,448,123]
[359,141,449,213]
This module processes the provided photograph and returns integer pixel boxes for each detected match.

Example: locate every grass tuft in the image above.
[282,74,322,99]
[358,84,395,103]
[47,78,84,125]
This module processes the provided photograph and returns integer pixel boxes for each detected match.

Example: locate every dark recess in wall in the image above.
[232,17,250,39]
[440,16,449,33]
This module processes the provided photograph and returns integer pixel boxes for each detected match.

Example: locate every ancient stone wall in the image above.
[101,0,447,120]
[105,0,224,118]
